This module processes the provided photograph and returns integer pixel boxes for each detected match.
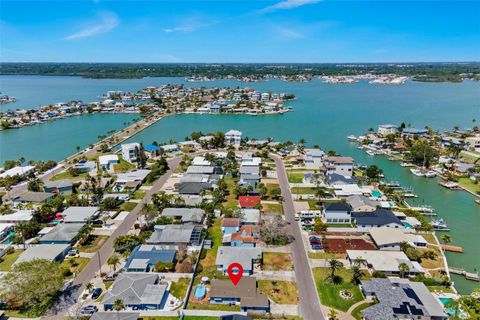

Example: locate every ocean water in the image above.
[1,75,479,293]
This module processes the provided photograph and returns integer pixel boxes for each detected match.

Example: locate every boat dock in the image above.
[441,244,464,253]
[448,267,480,281]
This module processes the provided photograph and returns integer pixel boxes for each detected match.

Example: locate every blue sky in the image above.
[1,0,479,62]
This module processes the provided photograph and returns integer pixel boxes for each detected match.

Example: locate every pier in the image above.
[441,244,464,253]
[448,267,480,281]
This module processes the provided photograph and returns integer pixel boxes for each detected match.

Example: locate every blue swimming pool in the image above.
[371,190,382,198]
[403,222,413,229]
[193,285,206,300]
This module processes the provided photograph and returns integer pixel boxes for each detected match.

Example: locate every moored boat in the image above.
[347,135,357,141]
[410,168,425,177]
[425,171,436,178]
[430,218,450,231]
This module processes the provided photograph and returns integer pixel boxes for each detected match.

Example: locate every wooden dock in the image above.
[449,267,480,281]
[441,244,464,253]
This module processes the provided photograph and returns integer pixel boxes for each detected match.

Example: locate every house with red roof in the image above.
[239,196,261,208]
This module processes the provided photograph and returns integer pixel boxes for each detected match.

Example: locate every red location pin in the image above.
[227,263,243,286]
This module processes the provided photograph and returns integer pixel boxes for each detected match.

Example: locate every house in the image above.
[144,144,160,157]
[221,218,241,234]
[323,202,352,224]
[240,173,260,187]
[99,155,119,170]
[369,227,427,251]
[378,124,398,136]
[161,208,205,224]
[13,191,55,206]
[103,273,168,310]
[186,166,215,175]
[227,225,260,247]
[352,209,404,229]
[360,278,447,320]
[216,246,262,275]
[192,156,212,166]
[327,173,355,186]
[39,223,85,244]
[346,250,424,276]
[124,245,176,272]
[74,160,97,173]
[239,196,261,208]
[176,182,212,195]
[121,143,141,163]
[160,144,179,153]
[241,209,260,225]
[402,128,428,137]
[324,156,354,176]
[241,155,262,166]
[0,165,35,179]
[0,210,33,223]
[62,206,100,223]
[14,244,70,265]
[146,224,202,246]
[44,179,73,195]
[465,135,480,152]
[116,170,151,184]
[333,184,364,197]
[347,195,379,212]
[303,148,325,169]
[225,129,242,146]
[209,277,270,313]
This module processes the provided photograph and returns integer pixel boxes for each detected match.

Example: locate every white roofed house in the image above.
[303,148,325,169]
[121,143,141,164]
[323,156,354,177]
[225,129,242,146]
[378,124,398,136]
[61,206,100,223]
[346,250,424,277]
[369,227,427,251]
[99,154,119,170]
[0,165,35,179]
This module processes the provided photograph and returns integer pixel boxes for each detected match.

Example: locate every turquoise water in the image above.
[193,285,206,300]
[371,191,382,199]
[1,75,479,294]
[402,222,413,229]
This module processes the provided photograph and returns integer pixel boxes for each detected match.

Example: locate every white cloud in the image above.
[259,0,322,13]
[276,27,304,39]
[163,17,216,33]
[64,12,119,40]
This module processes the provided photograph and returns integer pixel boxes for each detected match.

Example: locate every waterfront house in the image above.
[14,244,70,265]
[239,196,261,208]
[103,273,168,310]
[74,160,97,173]
[347,250,424,276]
[161,208,205,224]
[121,143,141,164]
[303,148,325,169]
[209,277,270,313]
[124,245,176,272]
[377,124,398,136]
[13,191,55,206]
[146,224,202,246]
[98,154,119,170]
[160,144,179,153]
[0,165,35,179]
[216,246,263,275]
[144,144,160,157]
[61,206,99,223]
[327,173,356,186]
[225,129,242,146]
[352,209,404,229]
[347,195,379,212]
[465,135,480,152]
[360,278,447,320]
[39,223,85,244]
[369,227,427,251]
[44,179,73,195]
[221,218,241,234]
[323,202,352,224]
[323,156,354,176]
[401,128,428,137]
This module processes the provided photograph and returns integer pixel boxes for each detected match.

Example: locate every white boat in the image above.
[347,135,358,141]
[403,192,418,198]
[425,171,436,178]
[430,218,449,231]
[366,150,375,156]
[410,168,425,177]
[401,162,415,167]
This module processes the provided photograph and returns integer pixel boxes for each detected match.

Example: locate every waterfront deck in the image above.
[441,244,464,253]
[448,267,480,281]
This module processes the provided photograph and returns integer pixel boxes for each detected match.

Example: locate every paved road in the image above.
[274,156,325,320]
[45,156,182,319]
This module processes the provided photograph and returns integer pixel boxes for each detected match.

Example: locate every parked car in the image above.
[80,305,98,315]
[67,249,79,257]
[91,288,103,300]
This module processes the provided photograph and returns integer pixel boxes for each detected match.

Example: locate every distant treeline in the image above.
[1,62,479,82]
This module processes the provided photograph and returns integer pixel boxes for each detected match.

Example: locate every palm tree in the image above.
[107,255,120,273]
[329,259,343,282]
[327,308,339,320]
[351,265,363,285]
[85,282,94,293]
[76,146,81,153]
[18,157,26,166]
[441,234,452,248]
[398,262,410,278]
[113,298,124,320]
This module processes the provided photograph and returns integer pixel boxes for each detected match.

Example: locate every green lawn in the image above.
[60,257,90,279]
[133,190,147,199]
[50,171,87,181]
[427,285,455,293]
[0,249,23,271]
[76,235,108,253]
[223,177,239,210]
[313,267,365,312]
[3,309,39,318]
[113,158,136,173]
[258,280,299,304]
[187,302,240,311]
[263,252,294,271]
[262,202,284,214]
[197,218,227,280]
[308,252,347,260]
[120,201,138,211]
[288,173,304,183]
[291,187,317,194]
[307,200,321,210]
[170,277,190,300]
[458,177,480,194]
[351,301,375,320]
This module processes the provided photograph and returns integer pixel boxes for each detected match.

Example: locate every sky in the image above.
[1,0,479,63]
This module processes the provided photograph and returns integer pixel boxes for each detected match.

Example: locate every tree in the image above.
[27,177,43,192]
[0,259,64,315]
[328,259,343,282]
[441,234,452,245]
[351,265,363,285]
[76,146,81,153]
[85,282,94,293]
[154,261,174,272]
[365,165,383,182]
[107,255,120,273]
[113,298,124,320]
[313,217,327,234]
[328,308,339,320]
[407,139,438,168]
[398,262,410,278]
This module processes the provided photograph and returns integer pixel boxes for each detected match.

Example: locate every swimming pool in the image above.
[371,190,382,198]
[193,285,206,300]
[403,222,413,229]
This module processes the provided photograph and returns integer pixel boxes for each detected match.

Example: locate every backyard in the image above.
[262,202,284,214]
[287,173,304,183]
[258,280,299,304]
[170,277,190,301]
[262,252,294,271]
[76,235,108,253]
[0,249,23,271]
